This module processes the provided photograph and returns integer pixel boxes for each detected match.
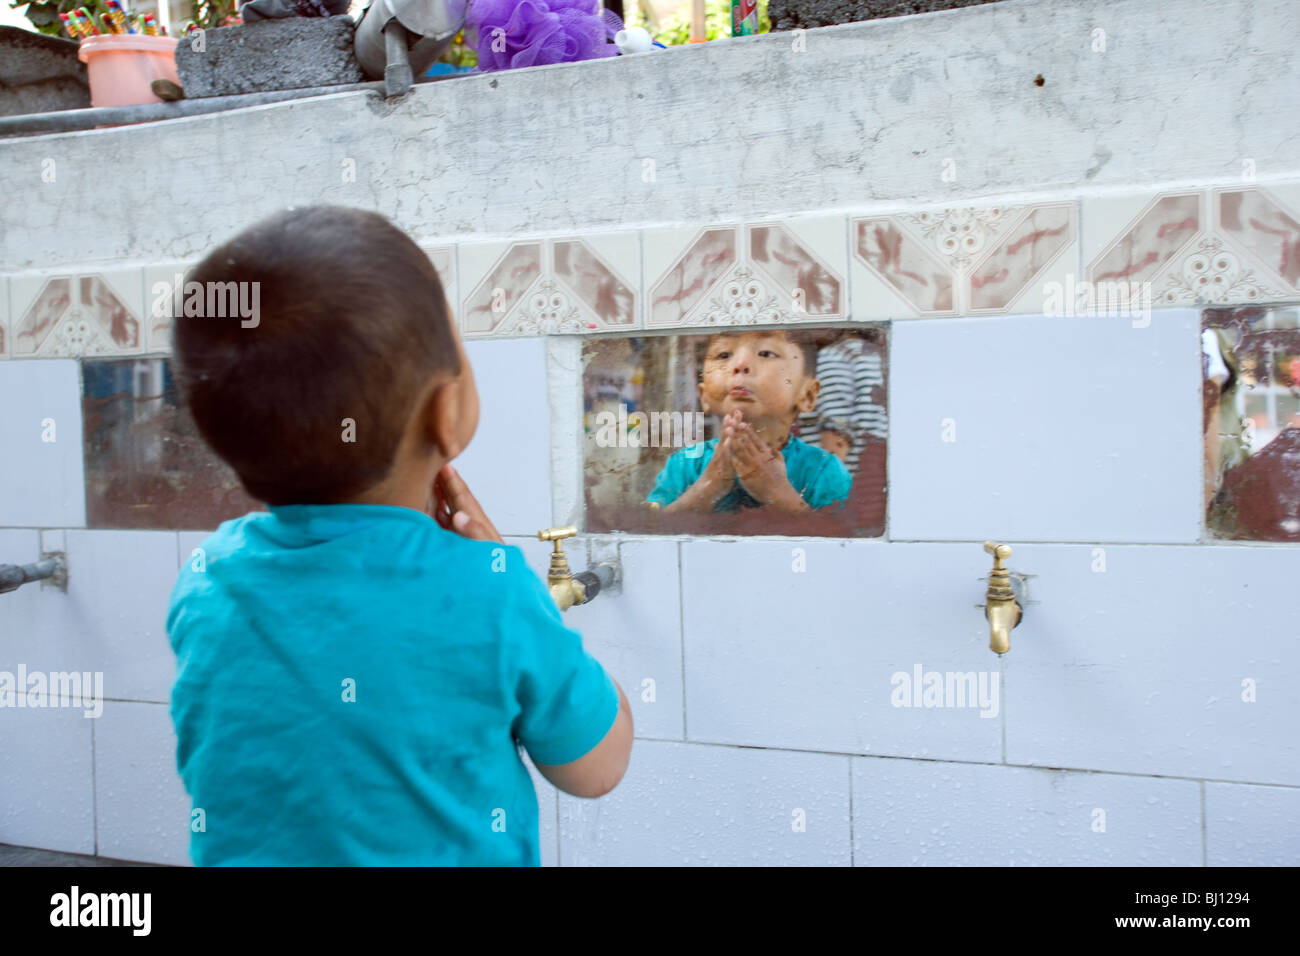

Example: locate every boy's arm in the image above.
[509,562,633,799]
[804,450,854,510]
[662,440,734,513]
[532,680,633,798]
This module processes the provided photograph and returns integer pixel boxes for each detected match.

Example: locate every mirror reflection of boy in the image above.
[818,419,854,465]
[645,329,852,513]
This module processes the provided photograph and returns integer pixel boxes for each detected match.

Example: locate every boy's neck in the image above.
[347,455,446,516]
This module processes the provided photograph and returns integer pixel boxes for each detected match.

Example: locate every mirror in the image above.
[83,357,262,529]
[583,326,888,537]
[1203,304,1300,541]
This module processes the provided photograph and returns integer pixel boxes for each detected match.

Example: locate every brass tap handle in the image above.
[537,527,583,611]
[538,526,577,551]
[984,541,1012,568]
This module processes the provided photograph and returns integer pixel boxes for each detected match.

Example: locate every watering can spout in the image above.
[354,0,468,98]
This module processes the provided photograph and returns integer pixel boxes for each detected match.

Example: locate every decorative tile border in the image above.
[644,216,848,328]
[8,268,145,359]
[1,184,1298,356]
[143,262,196,355]
[851,201,1079,318]
[1083,186,1300,308]
[419,243,457,334]
[1211,185,1300,297]
[459,231,638,336]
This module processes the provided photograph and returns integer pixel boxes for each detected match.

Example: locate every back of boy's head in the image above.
[173,206,460,505]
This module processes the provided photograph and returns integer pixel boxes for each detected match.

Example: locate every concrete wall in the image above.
[1,0,1298,865]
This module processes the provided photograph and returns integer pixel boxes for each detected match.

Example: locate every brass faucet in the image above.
[983,541,1023,654]
[537,526,614,611]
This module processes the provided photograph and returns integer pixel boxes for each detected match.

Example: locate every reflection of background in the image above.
[1203,304,1300,541]
[584,328,887,520]
[82,358,261,528]
[795,331,887,479]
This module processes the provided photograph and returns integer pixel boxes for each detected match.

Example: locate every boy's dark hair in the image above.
[173,206,460,505]
[702,328,821,378]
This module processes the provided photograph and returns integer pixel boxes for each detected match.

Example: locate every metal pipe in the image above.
[0,556,65,594]
[574,562,618,604]
[0,81,400,138]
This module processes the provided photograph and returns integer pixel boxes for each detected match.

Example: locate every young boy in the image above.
[646,329,853,513]
[166,206,633,866]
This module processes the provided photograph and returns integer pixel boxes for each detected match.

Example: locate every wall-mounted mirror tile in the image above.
[583,326,887,537]
[83,357,262,529]
[1203,304,1300,541]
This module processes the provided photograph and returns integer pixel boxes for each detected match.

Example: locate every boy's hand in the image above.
[431,464,504,543]
[730,423,808,513]
[666,410,741,512]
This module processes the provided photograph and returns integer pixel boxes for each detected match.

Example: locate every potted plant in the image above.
[10,0,189,107]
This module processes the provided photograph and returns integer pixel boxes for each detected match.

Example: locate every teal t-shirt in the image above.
[646,434,852,512]
[166,503,619,866]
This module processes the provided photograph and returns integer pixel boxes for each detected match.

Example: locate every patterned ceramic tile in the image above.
[9,268,145,358]
[850,202,1078,320]
[141,262,196,355]
[1083,192,1203,289]
[645,217,847,328]
[1212,185,1300,295]
[967,202,1077,315]
[459,232,638,336]
[851,213,957,318]
[418,242,458,333]
[1084,189,1296,308]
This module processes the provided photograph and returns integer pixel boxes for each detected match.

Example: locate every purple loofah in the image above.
[467,0,623,72]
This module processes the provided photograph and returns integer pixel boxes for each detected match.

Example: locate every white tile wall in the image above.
[562,539,683,741]
[62,531,178,704]
[457,338,553,536]
[0,696,95,855]
[523,753,558,867]
[1205,782,1300,865]
[890,310,1203,543]
[0,359,86,527]
[852,757,1202,865]
[39,528,65,554]
[508,532,657,735]
[94,701,192,866]
[177,531,212,569]
[0,528,97,685]
[681,539,1003,762]
[558,740,851,866]
[1004,544,1300,786]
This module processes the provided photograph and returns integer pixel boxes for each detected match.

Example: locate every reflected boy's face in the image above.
[698,331,818,426]
[820,429,851,463]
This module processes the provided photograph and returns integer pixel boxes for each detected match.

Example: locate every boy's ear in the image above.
[795,377,820,414]
[423,376,465,460]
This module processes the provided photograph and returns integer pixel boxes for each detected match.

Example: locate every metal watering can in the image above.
[354,0,469,98]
